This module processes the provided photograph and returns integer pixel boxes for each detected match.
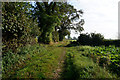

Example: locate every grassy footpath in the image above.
[2,43,67,79]
[62,46,117,79]
[2,41,120,79]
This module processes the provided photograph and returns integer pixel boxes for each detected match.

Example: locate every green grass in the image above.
[78,45,120,77]
[2,41,120,79]
[62,46,117,79]
[2,43,66,79]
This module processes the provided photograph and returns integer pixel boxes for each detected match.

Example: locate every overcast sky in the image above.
[69,0,119,39]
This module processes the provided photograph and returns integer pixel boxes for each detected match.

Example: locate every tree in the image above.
[56,2,84,41]
[78,33,91,45]
[33,1,84,43]
[58,29,70,41]
[77,33,104,46]
[91,33,104,46]
[33,2,60,43]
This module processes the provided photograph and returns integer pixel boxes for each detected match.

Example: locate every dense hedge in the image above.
[2,2,40,53]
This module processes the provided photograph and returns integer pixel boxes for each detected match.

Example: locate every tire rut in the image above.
[53,47,66,79]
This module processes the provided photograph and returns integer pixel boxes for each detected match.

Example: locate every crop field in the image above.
[63,45,120,79]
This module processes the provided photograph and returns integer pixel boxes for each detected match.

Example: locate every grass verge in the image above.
[2,44,66,79]
[62,46,117,79]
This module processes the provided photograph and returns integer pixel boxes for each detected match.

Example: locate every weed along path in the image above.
[3,43,67,79]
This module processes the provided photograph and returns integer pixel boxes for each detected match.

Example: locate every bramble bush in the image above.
[2,2,40,53]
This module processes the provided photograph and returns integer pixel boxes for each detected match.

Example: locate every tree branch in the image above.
[36,2,44,12]
[52,2,56,14]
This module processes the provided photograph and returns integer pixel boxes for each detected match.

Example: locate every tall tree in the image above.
[33,1,84,43]
[56,2,84,41]
[33,2,60,43]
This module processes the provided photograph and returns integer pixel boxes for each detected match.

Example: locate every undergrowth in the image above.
[2,43,64,79]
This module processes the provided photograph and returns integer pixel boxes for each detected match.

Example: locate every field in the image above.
[63,46,120,79]
[2,41,120,79]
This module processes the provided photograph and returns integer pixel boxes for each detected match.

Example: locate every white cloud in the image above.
[69,0,119,39]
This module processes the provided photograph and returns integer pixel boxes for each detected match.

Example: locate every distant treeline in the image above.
[103,39,120,47]
[77,33,120,47]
